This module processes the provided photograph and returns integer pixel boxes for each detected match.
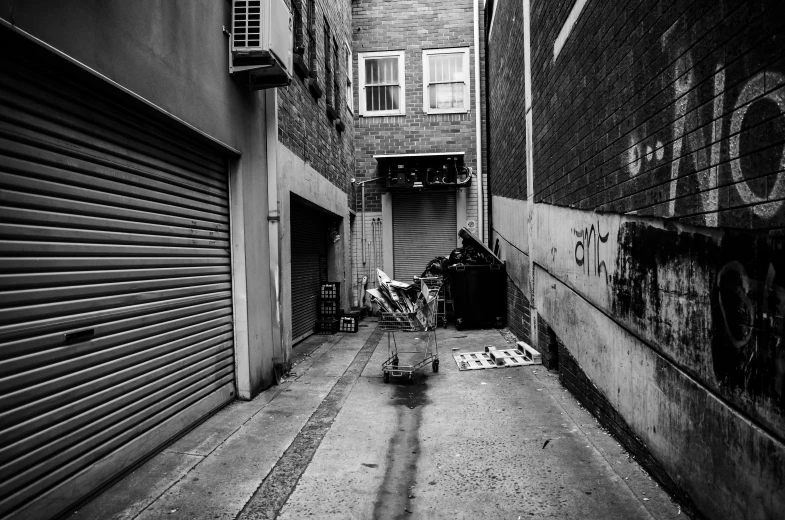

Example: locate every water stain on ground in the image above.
[373,378,431,520]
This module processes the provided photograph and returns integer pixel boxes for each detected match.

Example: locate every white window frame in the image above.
[358,50,406,117]
[422,47,470,115]
[345,40,354,114]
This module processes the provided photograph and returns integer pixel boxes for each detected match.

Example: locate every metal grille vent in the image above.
[233,0,262,49]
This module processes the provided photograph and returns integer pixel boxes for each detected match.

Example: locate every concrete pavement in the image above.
[70,320,682,519]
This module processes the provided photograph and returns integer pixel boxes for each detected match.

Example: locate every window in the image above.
[422,48,470,114]
[358,50,405,116]
[293,1,304,55]
[345,41,353,113]
[333,38,341,113]
[306,0,316,73]
[324,21,332,106]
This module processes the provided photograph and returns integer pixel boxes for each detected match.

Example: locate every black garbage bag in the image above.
[447,248,464,267]
[421,256,448,277]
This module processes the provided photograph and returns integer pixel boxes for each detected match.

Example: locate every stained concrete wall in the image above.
[0,0,276,396]
[486,0,785,516]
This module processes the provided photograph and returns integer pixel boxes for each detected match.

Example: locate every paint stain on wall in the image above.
[711,233,785,410]
[612,221,785,416]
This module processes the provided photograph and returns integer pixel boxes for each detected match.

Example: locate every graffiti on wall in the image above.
[612,220,785,426]
[712,234,785,407]
[621,23,785,227]
[573,221,610,283]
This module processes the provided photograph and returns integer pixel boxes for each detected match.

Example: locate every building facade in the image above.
[351,0,488,295]
[0,0,355,518]
[275,0,355,349]
[486,0,785,517]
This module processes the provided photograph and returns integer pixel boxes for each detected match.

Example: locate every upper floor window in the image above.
[324,21,333,106]
[333,38,341,113]
[358,50,405,116]
[345,41,353,114]
[422,48,470,114]
[306,0,316,73]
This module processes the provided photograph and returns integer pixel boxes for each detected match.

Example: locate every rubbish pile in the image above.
[419,236,498,278]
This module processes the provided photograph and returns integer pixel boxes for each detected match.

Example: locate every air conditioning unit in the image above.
[231,0,293,89]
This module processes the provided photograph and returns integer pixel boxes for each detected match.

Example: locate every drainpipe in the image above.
[473,0,484,242]
[265,89,284,376]
[523,0,538,348]
[484,2,493,249]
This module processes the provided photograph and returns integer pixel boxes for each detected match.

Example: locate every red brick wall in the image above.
[278,0,355,194]
[486,0,528,201]
[528,0,785,230]
[351,0,484,213]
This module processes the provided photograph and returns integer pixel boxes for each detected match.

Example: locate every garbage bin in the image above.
[448,228,506,330]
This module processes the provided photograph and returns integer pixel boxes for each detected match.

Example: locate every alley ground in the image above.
[69,321,682,519]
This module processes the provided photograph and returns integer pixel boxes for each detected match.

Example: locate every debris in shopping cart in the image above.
[380,276,442,383]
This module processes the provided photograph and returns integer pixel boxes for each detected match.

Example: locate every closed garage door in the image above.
[0,38,234,519]
[393,191,457,282]
[290,200,328,343]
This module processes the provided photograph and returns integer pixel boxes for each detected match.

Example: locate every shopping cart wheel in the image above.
[383,372,390,383]
[432,360,439,372]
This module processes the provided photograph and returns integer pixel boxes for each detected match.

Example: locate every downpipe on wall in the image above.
[522,0,538,348]
[266,89,285,381]
[474,0,484,242]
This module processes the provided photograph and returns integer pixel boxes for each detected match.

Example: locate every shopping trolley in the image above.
[380,278,441,383]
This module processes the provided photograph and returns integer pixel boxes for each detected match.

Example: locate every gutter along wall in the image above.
[486,0,785,517]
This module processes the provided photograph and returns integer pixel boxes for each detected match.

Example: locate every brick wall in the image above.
[352,0,484,215]
[505,276,530,343]
[486,1,785,515]
[530,0,785,231]
[278,0,355,194]
[486,0,527,201]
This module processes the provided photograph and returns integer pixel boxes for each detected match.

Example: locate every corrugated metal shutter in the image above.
[290,201,327,343]
[392,191,457,282]
[0,43,234,519]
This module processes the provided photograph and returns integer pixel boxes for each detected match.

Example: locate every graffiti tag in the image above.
[573,221,610,283]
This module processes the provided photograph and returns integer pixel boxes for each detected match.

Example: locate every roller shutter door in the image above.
[0,41,234,519]
[392,191,457,282]
[290,201,327,343]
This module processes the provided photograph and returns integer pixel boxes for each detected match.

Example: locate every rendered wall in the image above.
[0,0,277,396]
[487,0,785,516]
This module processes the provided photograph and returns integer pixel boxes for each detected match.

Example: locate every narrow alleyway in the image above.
[70,322,681,520]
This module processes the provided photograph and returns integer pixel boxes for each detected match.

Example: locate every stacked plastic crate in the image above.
[316,282,341,334]
[339,310,360,333]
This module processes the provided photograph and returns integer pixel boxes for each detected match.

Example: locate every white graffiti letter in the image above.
[729,71,785,220]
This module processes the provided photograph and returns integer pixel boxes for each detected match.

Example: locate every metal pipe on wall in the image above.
[473,0,484,242]
[356,176,385,267]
